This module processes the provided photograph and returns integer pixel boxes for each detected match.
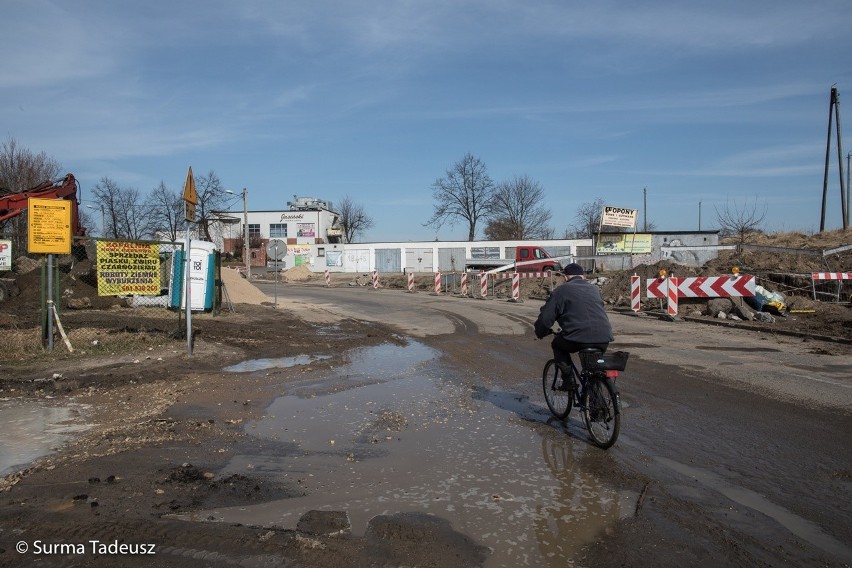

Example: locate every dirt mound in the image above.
[281,265,316,282]
[220,268,269,305]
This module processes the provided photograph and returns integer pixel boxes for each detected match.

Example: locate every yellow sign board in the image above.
[28,198,72,254]
[596,233,652,254]
[95,240,161,296]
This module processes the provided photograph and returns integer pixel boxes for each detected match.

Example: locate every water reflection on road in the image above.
[197,341,635,567]
[0,400,90,476]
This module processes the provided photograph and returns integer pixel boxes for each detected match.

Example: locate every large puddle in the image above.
[181,341,634,567]
[0,400,91,476]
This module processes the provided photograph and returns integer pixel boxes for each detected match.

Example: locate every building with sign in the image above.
[592,230,721,271]
[211,196,343,269]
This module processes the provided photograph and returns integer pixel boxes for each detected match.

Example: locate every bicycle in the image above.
[542,345,628,449]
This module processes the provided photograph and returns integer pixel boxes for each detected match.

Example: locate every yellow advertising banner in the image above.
[28,198,72,254]
[96,241,161,296]
[596,233,653,254]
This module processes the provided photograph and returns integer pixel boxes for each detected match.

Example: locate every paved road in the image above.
[251,281,852,567]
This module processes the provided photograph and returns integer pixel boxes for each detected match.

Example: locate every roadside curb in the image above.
[610,307,851,345]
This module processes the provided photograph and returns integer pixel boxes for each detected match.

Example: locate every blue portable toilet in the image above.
[170,240,216,312]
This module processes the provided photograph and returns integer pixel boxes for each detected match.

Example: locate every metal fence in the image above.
[0,236,210,363]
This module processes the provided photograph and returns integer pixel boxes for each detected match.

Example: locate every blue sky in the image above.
[4,1,852,241]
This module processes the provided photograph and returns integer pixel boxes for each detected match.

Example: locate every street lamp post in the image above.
[847,151,851,228]
[85,204,105,236]
[226,188,250,279]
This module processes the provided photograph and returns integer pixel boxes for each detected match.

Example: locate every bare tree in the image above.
[146,181,183,242]
[714,197,767,242]
[488,175,552,239]
[0,137,62,253]
[572,198,606,238]
[194,170,231,241]
[426,153,495,241]
[337,195,374,243]
[483,217,520,240]
[91,177,153,239]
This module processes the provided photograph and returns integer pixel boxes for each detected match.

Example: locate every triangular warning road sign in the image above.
[183,166,198,205]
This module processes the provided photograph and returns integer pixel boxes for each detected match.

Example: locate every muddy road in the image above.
[1,283,850,567]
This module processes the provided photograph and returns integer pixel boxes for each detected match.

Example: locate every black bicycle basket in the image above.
[581,351,629,371]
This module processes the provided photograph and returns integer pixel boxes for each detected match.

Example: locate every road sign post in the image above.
[183,167,197,355]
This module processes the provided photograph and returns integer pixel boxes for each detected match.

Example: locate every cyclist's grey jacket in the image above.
[534,278,614,343]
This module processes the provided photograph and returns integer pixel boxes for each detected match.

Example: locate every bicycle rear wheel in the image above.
[582,376,620,449]
[542,360,572,420]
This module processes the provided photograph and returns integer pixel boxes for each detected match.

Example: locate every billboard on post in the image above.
[601,206,638,229]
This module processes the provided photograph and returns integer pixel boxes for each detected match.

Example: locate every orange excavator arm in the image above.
[0,173,86,236]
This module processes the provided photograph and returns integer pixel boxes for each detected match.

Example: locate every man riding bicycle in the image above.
[534,263,614,378]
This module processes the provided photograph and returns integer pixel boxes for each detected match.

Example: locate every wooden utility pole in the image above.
[821,86,848,231]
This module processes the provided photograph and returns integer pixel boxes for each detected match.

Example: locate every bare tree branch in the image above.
[714,197,767,243]
[486,174,552,239]
[0,137,62,253]
[426,153,495,240]
[146,181,183,242]
[337,195,374,243]
[91,178,153,240]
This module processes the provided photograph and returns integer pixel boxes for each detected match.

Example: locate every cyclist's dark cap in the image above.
[562,263,585,276]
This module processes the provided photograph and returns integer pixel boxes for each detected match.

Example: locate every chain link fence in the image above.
[0,236,225,364]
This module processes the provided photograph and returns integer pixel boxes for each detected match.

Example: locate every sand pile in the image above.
[220,268,270,305]
[280,265,316,282]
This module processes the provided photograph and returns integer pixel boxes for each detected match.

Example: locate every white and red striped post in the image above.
[480,272,488,298]
[460,272,468,296]
[324,269,330,287]
[509,272,520,302]
[372,270,379,289]
[667,276,679,316]
[434,271,442,294]
[407,272,415,293]
[630,275,640,312]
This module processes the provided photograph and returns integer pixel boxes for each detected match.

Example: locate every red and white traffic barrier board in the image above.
[407,272,415,292]
[480,272,488,298]
[646,277,669,299]
[676,275,755,297]
[812,272,852,280]
[630,275,640,312]
[372,270,379,289]
[324,269,330,287]
[647,275,755,298]
[434,271,442,294]
[460,272,468,296]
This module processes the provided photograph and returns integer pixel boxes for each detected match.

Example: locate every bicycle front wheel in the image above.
[582,376,620,449]
[542,360,572,420]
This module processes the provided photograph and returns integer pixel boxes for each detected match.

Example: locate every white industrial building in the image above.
[208,196,718,274]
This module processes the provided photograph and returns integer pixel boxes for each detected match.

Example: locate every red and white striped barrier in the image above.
[372,270,379,289]
[811,271,851,301]
[490,271,554,279]
[630,275,640,312]
[812,272,852,280]
[510,272,520,301]
[480,272,488,298]
[324,269,330,287]
[407,272,415,292]
[646,276,679,315]
[667,277,679,316]
[434,271,442,294]
[460,272,468,296]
